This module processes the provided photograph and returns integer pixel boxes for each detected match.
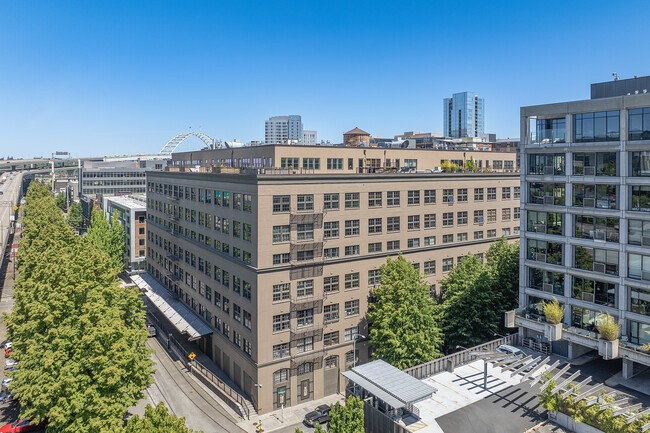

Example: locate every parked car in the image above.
[5,349,11,358]
[2,377,13,387]
[0,418,47,433]
[2,342,12,350]
[304,404,331,427]
[5,360,17,369]
[0,391,14,403]
[146,323,156,337]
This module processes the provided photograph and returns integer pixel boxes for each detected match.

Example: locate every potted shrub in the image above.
[596,312,619,360]
[542,298,564,341]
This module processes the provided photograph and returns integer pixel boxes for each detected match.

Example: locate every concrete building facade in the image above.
[514,79,650,379]
[443,91,485,138]
[303,130,317,146]
[144,145,521,414]
[265,116,303,145]
[103,195,147,272]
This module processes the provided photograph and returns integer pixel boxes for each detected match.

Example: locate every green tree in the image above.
[66,201,83,228]
[367,254,443,369]
[441,256,500,349]
[55,192,66,210]
[327,396,364,433]
[123,402,200,433]
[86,208,125,272]
[485,237,520,329]
[5,183,154,433]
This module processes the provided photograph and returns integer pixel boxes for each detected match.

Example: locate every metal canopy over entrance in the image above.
[132,273,212,341]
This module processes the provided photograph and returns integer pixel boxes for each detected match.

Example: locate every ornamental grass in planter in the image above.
[542,298,564,325]
[596,313,619,341]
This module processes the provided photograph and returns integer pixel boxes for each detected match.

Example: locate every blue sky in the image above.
[1,0,649,157]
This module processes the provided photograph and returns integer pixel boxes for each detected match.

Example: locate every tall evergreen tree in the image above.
[367,254,443,369]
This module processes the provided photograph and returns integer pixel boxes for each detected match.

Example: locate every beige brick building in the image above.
[144,145,519,414]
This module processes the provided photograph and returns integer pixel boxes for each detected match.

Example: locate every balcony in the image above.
[506,307,547,334]
[530,128,566,145]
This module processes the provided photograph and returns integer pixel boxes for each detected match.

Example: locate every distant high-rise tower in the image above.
[443,92,485,138]
[265,115,303,144]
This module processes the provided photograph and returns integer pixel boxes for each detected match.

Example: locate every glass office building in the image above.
[443,91,485,138]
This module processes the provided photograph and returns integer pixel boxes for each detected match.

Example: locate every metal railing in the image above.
[403,334,518,380]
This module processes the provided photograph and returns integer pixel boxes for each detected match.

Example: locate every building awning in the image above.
[132,273,213,341]
[342,359,436,409]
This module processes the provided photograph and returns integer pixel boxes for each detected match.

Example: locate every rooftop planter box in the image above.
[544,322,563,342]
[597,338,619,360]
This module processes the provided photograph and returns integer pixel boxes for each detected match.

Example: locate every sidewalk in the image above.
[237,393,345,433]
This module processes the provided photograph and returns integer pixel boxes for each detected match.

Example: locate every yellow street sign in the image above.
[13,206,18,210]
[188,352,196,360]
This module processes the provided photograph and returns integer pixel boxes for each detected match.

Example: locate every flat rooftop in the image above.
[104,195,147,210]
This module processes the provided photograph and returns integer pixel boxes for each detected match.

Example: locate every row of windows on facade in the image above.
[272,187,520,212]
[527,183,650,212]
[278,157,514,171]
[81,180,146,186]
[528,151,650,177]
[148,219,253,265]
[526,266,650,317]
[148,183,253,212]
[531,108,650,144]
[82,171,146,178]
[526,241,650,283]
[524,295,650,347]
[272,351,357,386]
[82,188,146,195]
[147,263,253,358]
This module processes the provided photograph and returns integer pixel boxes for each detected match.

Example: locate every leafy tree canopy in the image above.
[123,402,199,433]
[327,396,364,433]
[66,201,83,228]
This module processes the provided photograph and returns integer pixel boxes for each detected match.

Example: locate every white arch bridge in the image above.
[159,132,229,155]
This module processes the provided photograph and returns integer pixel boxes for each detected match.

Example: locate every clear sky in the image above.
[1,0,649,158]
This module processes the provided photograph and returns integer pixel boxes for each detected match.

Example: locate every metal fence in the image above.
[403,334,519,380]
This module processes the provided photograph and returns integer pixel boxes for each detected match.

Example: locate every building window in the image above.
[296,309,314,328]
[527,210,563,235]
[442,234,453,243]
[297,224,314,241]
[631,185,650,212]
[424,260,435,275]
[233,304,241,322]
[408,215,420,230]
[514,186,520,199]
[344,326,359,341]
[274,369,289,384]
[631,287,650,316]
[325,356,338,369]
[474,210,484,224]
[324,276,339,292]
[273,225,290,243]
[572,276,616,307]
[575,246,619,276]
[273,195,290,213]
[457,233,468,242]
[575,216,619,242]
[443,189,454,203]
[442,212,453,227]
[369,192,382,207]
[387,191,400,206]
[327,158,344,170]
[345,193,360,209]
[297,194,314,211]
[368,269,381,286]
[457,188,468,202]
[408,238,420,248]
[533,117,566,144]
[424,236,435,246]
[273,253,290,265]
[324,221,339,238]
[487,187,496,201]
[502,208,511,221]
[368,218,382,234]
[487,229,496,238]
[502,187,511,200]
[324,304,339,323]
[424,190,436,204]
[387,216,400,232]
[442,258,453,272]
[345,220,360,236]
[273,313,290,332]
[281,157,299,168]
[324,193,340,210]
[344,245,360,256]
[324,247,339,258]
[296,336,314,353]
[487,209,497,223]
[628,253,650,281]
[297,280,314,297]
[575,111,620,142]
[297,250,314,261]
[345,272,359,289]
[408,190,420,205]
[629,107,650,141]
[629,219,650,246]
[474,231,484,239]
[345,300,360,317]
[573,184,617,209]
[527,239,563,265]
[387,240,400,250]
[573,152,617,176]
[528,267,564,296]
[528,153,565,175]
[368,242,382,253]
[424,214,436,229]
[302,158,320,170]
[502,228,511,236]
[457,211,468,225]
[474,188,484,201]
[324,331,339,346]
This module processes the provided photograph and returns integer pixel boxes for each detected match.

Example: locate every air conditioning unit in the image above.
[536,253,547,263]
[582,292,594,303]
[583,198,596,208]
[543,283,554,293]
[642,236,650,247]
[544,196,555,205]
[535,224,547,233]
[584,166,596,176]
[544,166,554,175]
[593,262,606,274]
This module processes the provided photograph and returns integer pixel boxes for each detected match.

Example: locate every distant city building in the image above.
[443,91,485,138]
[103,195,147,272]
[265,115,303,144]
[343,127,370,147]
[303,130,317,146]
